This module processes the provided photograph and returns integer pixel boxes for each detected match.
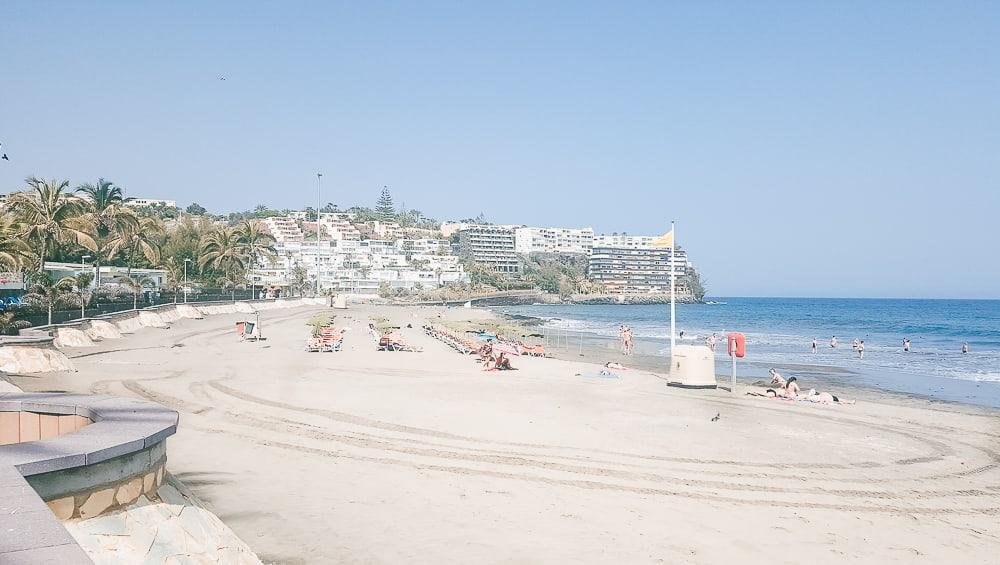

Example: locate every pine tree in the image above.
[375,186,395,220]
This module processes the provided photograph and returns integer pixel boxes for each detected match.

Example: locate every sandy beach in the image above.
[8,302,1000,564]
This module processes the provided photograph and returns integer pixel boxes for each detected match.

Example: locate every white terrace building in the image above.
[260,217,304,243]
[253,238,468,294]
[514,226,594,255]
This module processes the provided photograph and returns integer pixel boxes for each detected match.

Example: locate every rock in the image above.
[78,488,115,519]
[47,496,75,520]
[76,511,128,536]
[116,477,143,505]
[143,471,156,494]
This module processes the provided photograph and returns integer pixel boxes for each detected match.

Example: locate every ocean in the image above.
[495,297,1000,407]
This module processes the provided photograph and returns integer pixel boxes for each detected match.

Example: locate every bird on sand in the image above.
[711,413,720,422]
[1,154,8,161]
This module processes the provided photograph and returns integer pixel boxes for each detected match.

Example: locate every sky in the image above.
[1,2,998,299]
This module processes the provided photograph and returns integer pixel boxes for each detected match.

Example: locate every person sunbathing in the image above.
[799,389,855,405]
[746,388,788,399]
[605,362,627,370]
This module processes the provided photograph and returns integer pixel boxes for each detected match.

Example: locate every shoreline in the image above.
[494,308,1000,412]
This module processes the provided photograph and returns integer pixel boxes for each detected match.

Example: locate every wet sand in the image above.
[7,303,1000,564]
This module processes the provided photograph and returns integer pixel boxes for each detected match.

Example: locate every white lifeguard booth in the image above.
[667,344,717,389]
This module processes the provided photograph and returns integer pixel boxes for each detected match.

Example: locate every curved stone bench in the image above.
[0,393,178,563]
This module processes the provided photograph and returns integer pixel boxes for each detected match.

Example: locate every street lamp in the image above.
[183,258,191,303]
[80,255,91,319]
[316,172,323,295]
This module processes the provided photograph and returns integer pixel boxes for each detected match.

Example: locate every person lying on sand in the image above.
[798,389,855,405]
[605,362,627,370]
[746,389,779,398]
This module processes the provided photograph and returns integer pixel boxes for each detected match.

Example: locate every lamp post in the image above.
[81,255,91,319]
[316,172,323,295]
[183,258,191,303]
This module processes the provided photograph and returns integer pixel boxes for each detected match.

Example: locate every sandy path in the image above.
[11,304,1000,564]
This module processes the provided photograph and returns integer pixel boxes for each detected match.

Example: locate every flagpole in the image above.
[670,220,676,358]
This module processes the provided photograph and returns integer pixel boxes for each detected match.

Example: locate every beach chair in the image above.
[533,345,550,358]
[317,326,343,352]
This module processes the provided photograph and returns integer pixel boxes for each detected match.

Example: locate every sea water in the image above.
[497,298,1000,406]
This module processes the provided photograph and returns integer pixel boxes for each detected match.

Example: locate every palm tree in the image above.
[8,177,96,271]
[158,257,184,303]
[217,268,246,302]
[68,272,94,319]
[199,227,245,289]
[0,213,32,271]
[24,272,76,325]
[235,220,277,299]
[76,179,138,285]
[108,216,163,277]
[115,275,155,310]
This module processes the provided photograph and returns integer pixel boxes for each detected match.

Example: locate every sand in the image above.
[8,303,1000,564]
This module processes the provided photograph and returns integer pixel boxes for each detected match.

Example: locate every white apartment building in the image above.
[592,234,657,249]
[588,247,690,295]
[457,225,520,273]
[514,226,594,255]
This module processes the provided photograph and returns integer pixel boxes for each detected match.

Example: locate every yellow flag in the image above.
[650,229,674,249]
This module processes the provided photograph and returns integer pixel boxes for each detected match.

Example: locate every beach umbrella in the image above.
[491,342,520,356]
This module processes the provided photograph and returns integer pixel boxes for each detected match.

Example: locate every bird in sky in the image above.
[1,154,8,161]
[711,413,720,422]
[219,76,226,81]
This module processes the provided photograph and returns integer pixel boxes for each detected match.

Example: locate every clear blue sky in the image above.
[2,2,997,298]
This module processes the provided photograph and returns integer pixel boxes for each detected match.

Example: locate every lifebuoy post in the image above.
[727,332,746,392]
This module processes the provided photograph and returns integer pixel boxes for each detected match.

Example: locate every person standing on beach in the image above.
[811,338,817,353]
[830,336,838,348]
[708,333,718,352]
[852,338,860,350]
[962,341,969,354]
[624,327,634,355]
[903,338,910,352]
[858,340,865,360]
[619,325,627,354]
